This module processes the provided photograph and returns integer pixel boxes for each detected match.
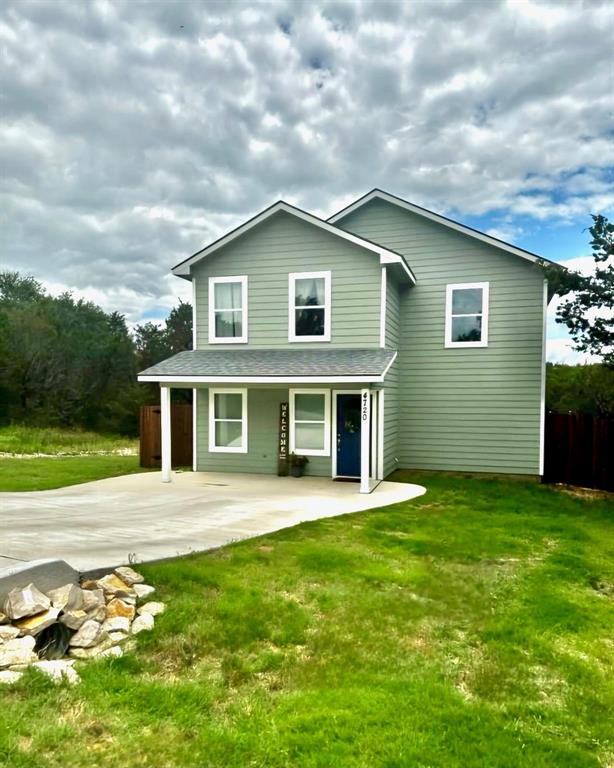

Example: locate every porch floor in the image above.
[1,471,426,572]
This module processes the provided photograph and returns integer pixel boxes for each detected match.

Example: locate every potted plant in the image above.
[289,452,309,477]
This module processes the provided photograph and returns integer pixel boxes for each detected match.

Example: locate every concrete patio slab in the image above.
[0,471,426,571]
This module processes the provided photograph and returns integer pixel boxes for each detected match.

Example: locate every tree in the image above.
[0,272,138,433]
[543,214,614,366]
[0,270,193,430]
[547,363,614,416]
[134,300,193,405]
[0,271,45,303]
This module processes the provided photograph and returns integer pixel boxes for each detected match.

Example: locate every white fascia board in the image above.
[380,351,398,379]
[379,252,415,282]
[138,374,387,385]
[172,201,414,281]
[328,189,545,265]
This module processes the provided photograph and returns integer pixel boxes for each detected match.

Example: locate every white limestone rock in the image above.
[68,634,115,659]
[98,645,123,659]
[131,613,154,634]
[114,566,144,586]
[15,607,61,636]
[105,597,135,621]
[137,602,165,617]
[69,620,105,648]
[81,588,105,612]
[0,669,23,684]
[4,583,50,620]
[0,625,20,642]
[133,583,155,600]
[101,616,130,634]
[32,660,80,685]
[0,636,36,668]
[85,606,106,623]
[60,609,89,630]
[107,631,129,645]
[96,573,135,598]
[47,583,83,612]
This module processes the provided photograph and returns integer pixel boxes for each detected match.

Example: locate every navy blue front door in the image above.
[336,394,361,477]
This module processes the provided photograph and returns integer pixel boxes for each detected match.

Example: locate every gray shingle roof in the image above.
[138,348,396,380]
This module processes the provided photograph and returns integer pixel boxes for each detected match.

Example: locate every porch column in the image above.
[161,384,172,483]
[360,387,371,494]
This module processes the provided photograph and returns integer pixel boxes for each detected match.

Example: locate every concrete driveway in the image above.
[1,471,425,571]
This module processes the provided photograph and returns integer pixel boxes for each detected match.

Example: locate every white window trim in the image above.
[289,388,331,457]
[445,282,489,349]
[288,271,331,343]
[208,275,248,344]
[208,387,248,453]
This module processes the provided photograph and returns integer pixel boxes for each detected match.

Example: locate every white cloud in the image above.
[0,0,612,325]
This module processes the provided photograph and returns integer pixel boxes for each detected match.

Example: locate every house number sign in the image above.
[361,391,369,423]
[277,401,289,476]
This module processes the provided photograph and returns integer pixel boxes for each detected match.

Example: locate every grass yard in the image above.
[1,473,613,767]
[0,425,138,456]
[0,425,144,491]
[0,455,147,491]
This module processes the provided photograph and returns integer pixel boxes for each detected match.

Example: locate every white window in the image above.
[208,388,247,453]
[288,271,331,342]
[208,276,248,343]
[289,389,331,456]
[445,282,489,348]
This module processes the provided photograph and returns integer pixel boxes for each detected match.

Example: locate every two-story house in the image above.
[138,189,551,493]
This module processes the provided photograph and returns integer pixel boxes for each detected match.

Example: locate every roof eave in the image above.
[171,199,416,283]
[138,374,387,384]
[328,188,554,267]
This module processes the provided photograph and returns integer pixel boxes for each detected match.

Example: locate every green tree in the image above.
[134,300,193,405]
[0,271,45,303]
[543,214,614,366]
[0,272,138,433]
[547,363,614,416]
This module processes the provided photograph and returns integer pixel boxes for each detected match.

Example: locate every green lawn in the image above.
[1,473,612,767]
[0,425,138,456]
[0,455,147,491]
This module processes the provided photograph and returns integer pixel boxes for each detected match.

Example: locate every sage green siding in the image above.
[192,211,381,349]
[195,387,331,477]
[339,199,545,476]
[383,273,402,476]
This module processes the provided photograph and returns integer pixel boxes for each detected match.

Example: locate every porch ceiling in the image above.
[138,348,397,384]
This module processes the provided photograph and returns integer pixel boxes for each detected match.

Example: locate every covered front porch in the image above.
[138,349,398,494]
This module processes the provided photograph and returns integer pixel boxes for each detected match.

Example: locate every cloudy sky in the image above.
[1,0,613,362]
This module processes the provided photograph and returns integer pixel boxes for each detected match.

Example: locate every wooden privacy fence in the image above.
[543,412,613,491]
[139,404,193,469]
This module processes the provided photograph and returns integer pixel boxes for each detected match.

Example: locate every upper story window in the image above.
[209,276,248,344]
[289,271,331,342]
[445,282,489,348]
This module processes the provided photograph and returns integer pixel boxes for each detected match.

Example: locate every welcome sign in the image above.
[278,401,289,476]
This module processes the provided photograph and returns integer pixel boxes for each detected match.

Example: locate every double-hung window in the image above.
[289,271,331,342]
[209,276,248,343]
[289,389,331,456]
[445,282,489,348]
[208,389,247,453]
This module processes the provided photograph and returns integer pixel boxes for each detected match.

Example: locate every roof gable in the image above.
[328,189,551,266]
[173,200,416,282]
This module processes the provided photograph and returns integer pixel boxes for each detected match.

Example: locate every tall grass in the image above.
[0,425,138,456]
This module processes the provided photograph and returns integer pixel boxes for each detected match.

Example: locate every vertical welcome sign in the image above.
[278,401,289,476]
